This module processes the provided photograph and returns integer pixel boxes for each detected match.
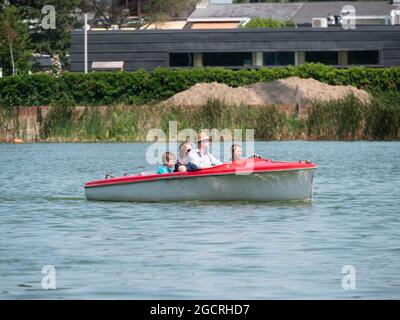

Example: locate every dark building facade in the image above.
[70,26,400,72]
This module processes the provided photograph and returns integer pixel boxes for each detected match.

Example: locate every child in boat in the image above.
[231,144,262,161]
[175,141,192,172]
[231,144,243,161]
[157,152,176,174]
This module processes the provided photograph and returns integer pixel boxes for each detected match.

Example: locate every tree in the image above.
[84,0,130,27]
[0,5,32,75]
[7,0,85,69]
[139,0,196,28]
[0,0,196,73]
[86,0,197,29]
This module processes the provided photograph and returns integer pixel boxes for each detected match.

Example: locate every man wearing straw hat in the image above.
[186,132,222,171]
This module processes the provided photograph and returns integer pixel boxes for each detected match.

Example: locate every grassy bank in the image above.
[1,65,399,142]
[2,91,398,142]
[307,92,400,140]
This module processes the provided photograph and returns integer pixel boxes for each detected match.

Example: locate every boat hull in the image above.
[85,169,315,202]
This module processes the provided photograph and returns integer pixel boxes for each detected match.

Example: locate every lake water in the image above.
[0,141,399,299]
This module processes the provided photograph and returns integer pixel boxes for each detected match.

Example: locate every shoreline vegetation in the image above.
[0,64,399,142]
[1,94,399,142]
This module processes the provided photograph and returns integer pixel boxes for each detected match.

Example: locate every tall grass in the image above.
[307,93,400,140]
[1,92,400,142]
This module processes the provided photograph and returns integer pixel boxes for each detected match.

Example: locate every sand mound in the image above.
[245,77,371,105]
[164,82,265,106]
[164,77,371,109]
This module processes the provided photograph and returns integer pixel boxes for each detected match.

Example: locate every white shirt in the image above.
[187,148,222,170]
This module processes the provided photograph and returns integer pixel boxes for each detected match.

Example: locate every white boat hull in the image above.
[85,169,315,202]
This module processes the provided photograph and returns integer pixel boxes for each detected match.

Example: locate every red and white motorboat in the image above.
[84,158,316,202]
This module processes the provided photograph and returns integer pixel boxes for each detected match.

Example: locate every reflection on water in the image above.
[0,141,399,299]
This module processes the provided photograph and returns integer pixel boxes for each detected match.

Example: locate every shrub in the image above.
[242,17,295,28]
[0,64,400,108]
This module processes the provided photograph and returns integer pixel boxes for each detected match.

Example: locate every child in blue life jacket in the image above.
[157,152,176,174]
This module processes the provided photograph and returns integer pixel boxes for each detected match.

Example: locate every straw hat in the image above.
[197,132,210,142]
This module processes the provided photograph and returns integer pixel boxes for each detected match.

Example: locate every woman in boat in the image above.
[186,132,222,171]
[175,141,192,172]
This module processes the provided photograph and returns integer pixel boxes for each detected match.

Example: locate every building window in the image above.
[305,51,338,65]
[203,52,252,67]
[263,52,295,66]
[169,53,194,67]
[348,51,379,65]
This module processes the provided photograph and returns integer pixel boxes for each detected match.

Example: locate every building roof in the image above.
[188,1,399,25]
[191,21,240,29]
[141,21,188,30]
[295,1,398,25]
[189,3,302,21]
